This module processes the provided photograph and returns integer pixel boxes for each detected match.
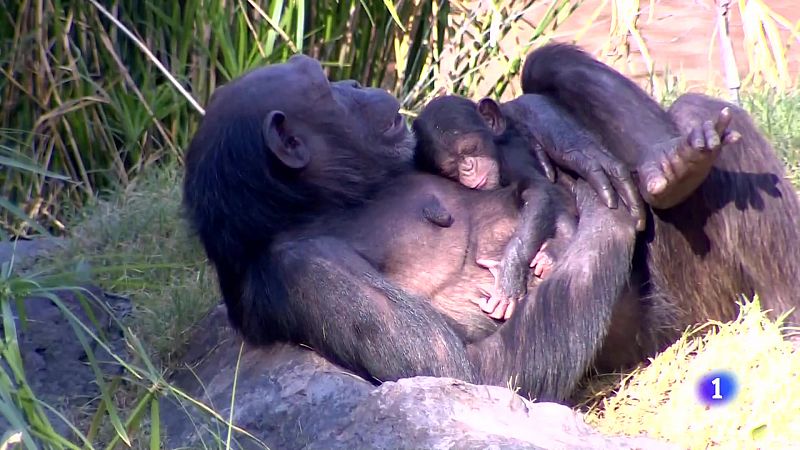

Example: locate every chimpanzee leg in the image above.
[248,236,476,383]
[521,44,737,209]
[471,180,637,402]
[644,93,800,328]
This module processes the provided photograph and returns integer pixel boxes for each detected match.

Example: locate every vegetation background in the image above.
[0,0,798,448]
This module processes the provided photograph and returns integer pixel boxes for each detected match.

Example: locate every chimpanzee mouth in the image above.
[383,112,407,138]
[473,175,488,190]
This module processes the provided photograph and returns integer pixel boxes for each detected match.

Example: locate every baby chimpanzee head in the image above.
[413,95,506,190]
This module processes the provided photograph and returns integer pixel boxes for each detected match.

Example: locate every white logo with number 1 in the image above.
[712,377,723,399]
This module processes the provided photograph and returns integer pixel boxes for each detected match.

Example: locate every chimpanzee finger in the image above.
[688,125,705,150]
[476,259,499,269]
[489,299,510,320]
[661,148,680,183]
[530,242,548,268]
[602,157,645,231]
[530,252,541,268]
[532,261,545,278]
[609,173,646,231]
[532,143,557,182]
[714,107,733,138]
[540,264,552,280]
[503,300,516,321]
[723,130,741,146]
[476,259,500,281]
[482,295,502,315]
[477,285,492,299]
[580,159,618,209]
[702,120,720,152]
[637,159,668,197]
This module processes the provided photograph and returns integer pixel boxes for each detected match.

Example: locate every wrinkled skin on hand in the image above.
[503,102,740,230]
[636,107,741,210]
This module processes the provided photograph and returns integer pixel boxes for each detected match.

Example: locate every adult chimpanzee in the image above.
[413,94,584,319]
[182,44,800,403]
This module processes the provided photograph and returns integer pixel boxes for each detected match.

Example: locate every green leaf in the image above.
[149,396,160,450]
[0,155,70,180]
[751,424,768,440]
[382,0,406,32]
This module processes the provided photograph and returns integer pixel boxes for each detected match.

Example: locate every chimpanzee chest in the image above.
[344,173,522,298]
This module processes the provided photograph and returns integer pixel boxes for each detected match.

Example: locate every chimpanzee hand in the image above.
[637,107,741,209]
[485,95,647,230]
[536,143,646,231]
[474,258,528,320]
[530,241,556,279]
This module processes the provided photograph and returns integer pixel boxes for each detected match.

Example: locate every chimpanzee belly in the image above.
[335,172,527,341]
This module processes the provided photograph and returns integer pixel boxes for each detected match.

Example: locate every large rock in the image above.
[162,305,676,449]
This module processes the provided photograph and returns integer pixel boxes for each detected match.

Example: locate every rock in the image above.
[161,306,374,449]
[0,282,129,438]
[0,237,66,267]
[163,305,676,450]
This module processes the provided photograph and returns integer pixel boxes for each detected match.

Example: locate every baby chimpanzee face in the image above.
[413,95,504,190]
[449,132,501,190]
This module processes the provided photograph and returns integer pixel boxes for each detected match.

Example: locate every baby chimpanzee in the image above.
[414,94,591,319]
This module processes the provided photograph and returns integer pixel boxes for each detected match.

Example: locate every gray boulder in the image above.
[162,305,675,450]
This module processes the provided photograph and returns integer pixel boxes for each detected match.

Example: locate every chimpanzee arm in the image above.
[245,235,475,383]
[521,44,678,166]
[530,205,578,279]
[476,185,557,319]
[472,179,637,402]
[503,95,646,231]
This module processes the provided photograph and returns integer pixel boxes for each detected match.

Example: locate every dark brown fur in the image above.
[521,44,800,353]
[413,95,580,315]
[182,47,800,406]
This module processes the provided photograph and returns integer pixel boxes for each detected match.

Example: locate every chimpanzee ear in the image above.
[262,111,310,169]
[477,97,506,135]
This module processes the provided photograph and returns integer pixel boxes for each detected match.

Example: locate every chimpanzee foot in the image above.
[475,259,517,321]
[530,242,555,279]
[636,107,741,210]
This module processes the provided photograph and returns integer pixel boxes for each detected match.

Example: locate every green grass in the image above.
[0,168,241,448]
[0,0,555,238]
[53,168,218,364]
[741,90,800,184]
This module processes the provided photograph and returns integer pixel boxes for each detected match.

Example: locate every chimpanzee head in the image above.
[413,95,506,190]
[183,55,415,269]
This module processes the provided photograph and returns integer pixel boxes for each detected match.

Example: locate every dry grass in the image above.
[585,300,800,449]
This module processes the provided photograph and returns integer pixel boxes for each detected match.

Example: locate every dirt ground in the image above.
[478,0,800,98]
